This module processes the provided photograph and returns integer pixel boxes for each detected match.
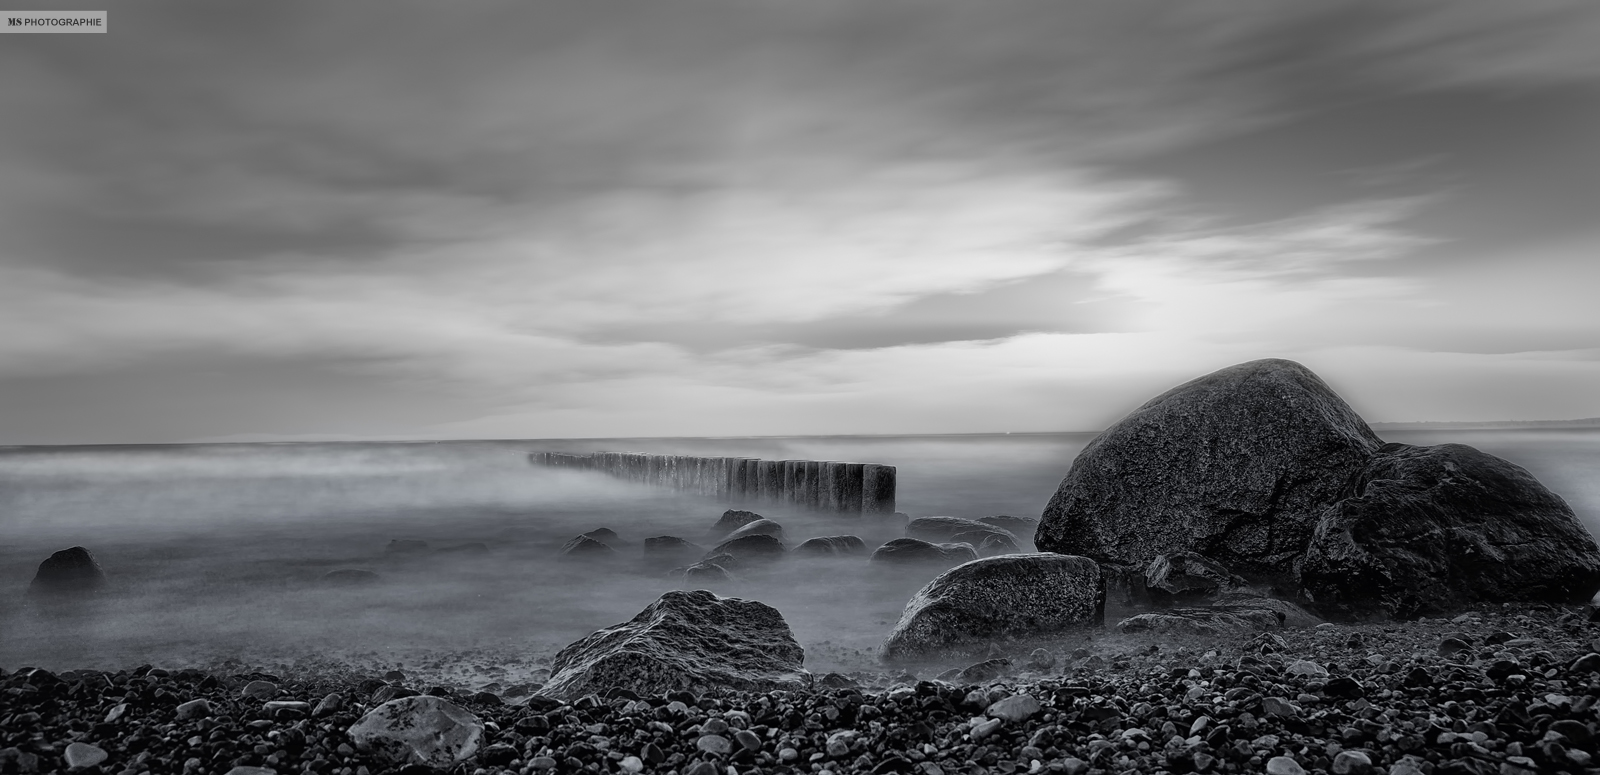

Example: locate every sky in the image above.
[2,0,1598,443]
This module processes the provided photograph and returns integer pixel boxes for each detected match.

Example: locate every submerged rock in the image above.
[1300,442,1600,619]
[905,516,1000,543]
[882,553,1104,663]
[793,536,867,557]
[1036,359,1382,585]
[28,546,107,595]
[708,534,786,562]
[560,535,617,558]
[713,510,764,536]
[644,536,703,567]
[541,589,807,699]
[950,529,1020,557]
[721,519,785,543]
[869,538,978,567]
[347,695,484,766]
[979,515,1040,538]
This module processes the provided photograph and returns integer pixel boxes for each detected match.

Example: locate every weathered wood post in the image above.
[862,463,896,515]
[837,462,864,515]
[816,462,840,512]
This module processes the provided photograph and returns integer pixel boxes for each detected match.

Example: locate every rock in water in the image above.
[721,519,785,543]
[1300,442,1600,619]
[979,515,1040,537]
[906,516,1001,543]
[793,536,867,556]
[1036,359,1382,584]
[1145,552,1247,606]
[541,589,807,700]
[560,535,616,558]
[869,538,978,567]
[347,695,484,766]
[713,510,764,535]
[644,536,703,567]
[708,534,786,562]
[881,553,1103,663]
[28,546,106,595]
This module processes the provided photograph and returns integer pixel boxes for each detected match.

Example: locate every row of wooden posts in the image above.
[529,451,896,515]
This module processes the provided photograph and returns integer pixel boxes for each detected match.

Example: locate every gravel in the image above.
[5,602,1600,775]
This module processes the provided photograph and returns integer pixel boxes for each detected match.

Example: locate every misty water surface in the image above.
[1,431,1596,681]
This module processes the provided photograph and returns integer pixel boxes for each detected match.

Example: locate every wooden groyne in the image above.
[529,451,896,515]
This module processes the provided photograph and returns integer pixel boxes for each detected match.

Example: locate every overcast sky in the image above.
[2,1,1598,443]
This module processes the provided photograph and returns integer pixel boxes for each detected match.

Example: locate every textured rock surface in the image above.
[1145,551,1248,606]
[721,518,785,543]
[1117,593,1321,636]
[976,532,1023,557]
[869,538,978,567]
[1300,442,1600,619]
[881,553,1103,663]
[713,510,763,535]
[1036,359,1383,583]
[559,535,616,557]
[978,515,1040,538]
[793,535,867,556]
[27,546,106,595]
[906,517,1001,543]
[542,589,807,699]
[347,695,483,766]
[708,533,786,562]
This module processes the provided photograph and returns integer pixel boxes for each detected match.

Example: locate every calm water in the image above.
[1,430,1597,680]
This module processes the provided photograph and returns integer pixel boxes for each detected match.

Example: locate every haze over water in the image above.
[2,430,1598,683]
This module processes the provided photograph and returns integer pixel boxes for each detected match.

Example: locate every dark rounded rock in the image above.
[708,533,786,562]
[869,538,978,567]
[560,535,616,558]
[1036,359,1382,584]
[794,536,868,557]
[978,515,1039,538]
[542,589,807,699]
[882,553,1103,662]
[713,510,764,535]
[644,536,704,566]
[906,516,1001,543]
[721,519,785,543]
[1300,442,1600,619]
[582,528,620,544]
[976,532,1022,557]
[28,546,107,595]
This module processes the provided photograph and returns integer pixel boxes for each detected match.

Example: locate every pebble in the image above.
[176,698,212,720]
[696,733,732,755]
[986,693,1041,722]
[971,717,1003,741]
[1331,749,1372,774]
[734,729,762,751]
[619,755,644,773]
[240,679,278,699]
[1266,756,1305,775]
[63,742,107,769]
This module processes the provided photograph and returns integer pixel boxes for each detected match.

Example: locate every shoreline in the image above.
[5,603,1599,775]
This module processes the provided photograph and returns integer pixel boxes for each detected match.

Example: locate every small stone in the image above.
[1331,750,1372,774]
[223,768,277,775]
[1266,757,1305,775]
[642,742,665,763]
[175,698,211,720]
[1438,637,1471,657]
[64,743,108,769]
[1569,653,1600,673]
[1028,648,1055,671]
[971,718,1003,741]
[1286,660,1328,677]
[619,756,644,773]
[987,694,1041,722]
[104,703,128,723]
[734,729,762,751]
[778,747,799,763]
[313,692,344,717]
[241,680,278,699]
[529,756,557,770]
[697,734,732,755]
[1061,757,1090,775]
[701,717,730,735]
[1262,697,1298,717]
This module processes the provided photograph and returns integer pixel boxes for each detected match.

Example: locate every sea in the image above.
[2,430,1598,684]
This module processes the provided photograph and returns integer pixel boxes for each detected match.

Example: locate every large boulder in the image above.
[347,696,483,766]
[1299,442,1600,619]
[881,553,1103,663]
[794,536,867,557]
[712,510,764,536]
[906,516,999,543]
[1145,552,1248,606]
[541,589,807,699]
[28,547,106,595]
[560,535,616,558]
[1036,359,1383,584]
[870,538,978,567]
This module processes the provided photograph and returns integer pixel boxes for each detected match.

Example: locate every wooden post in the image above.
[862,464,896,515]
[837,462,864,516]
[817,462,840,512]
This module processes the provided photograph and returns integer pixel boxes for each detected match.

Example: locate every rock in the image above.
[869,538,978,567]
[1300,442,1600,619]
[541,589,807,699]
[1036,359,1382,584]
[560,535,616,557]
[347,695,484,766]
[906,516,1002,543]
[436,542,490,555]
[320,569,381,586]
[713,510,764,535]
[696,734,732,755]
[1266,756,1306,775]
[975,532,1022,557]
[722,518,785,543]
[680,562,735,585]
[644,536,703,566]
[1437,636,1472,657]
[241,680,278,699]
[1117,606,1284,636]
[882,553,1103,662]
[1331,750,1372,775]
[385,539,430,555]
[1212,592,1324,628]
[708,533,786,562]
[978,515,1040,538]
[1027,648,1055,671]
[986,694,1041,722]
[176,698,212,720]
[1286,659,1328,677]
[1145,552,1248,605]
[582,528,620,544]
[27,546,107,595]
[794,536,868,556]
[63,742,107,769]
[970,717,1003,741]
[313,692,344,717]
[224,768,278,775]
